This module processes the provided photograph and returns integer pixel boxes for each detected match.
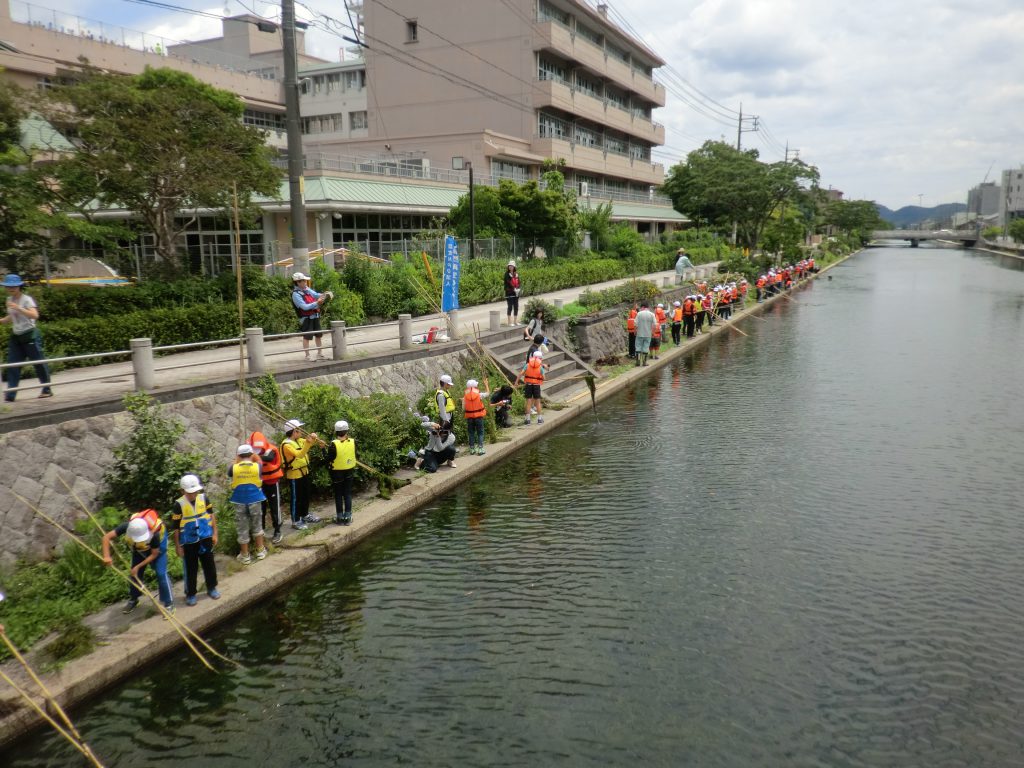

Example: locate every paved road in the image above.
[1,264,715,415]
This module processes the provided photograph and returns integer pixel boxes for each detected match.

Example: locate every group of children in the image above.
[755,259,817,301]
[102,419,360,615]
[626,279,751,361]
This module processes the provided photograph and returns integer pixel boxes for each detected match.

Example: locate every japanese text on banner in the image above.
[442,235,461,312]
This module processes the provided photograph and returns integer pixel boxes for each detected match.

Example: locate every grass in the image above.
[556,302,591,320]
[39,621,97,671]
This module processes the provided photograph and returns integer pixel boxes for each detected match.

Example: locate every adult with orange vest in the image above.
[626,305,638,359]
[671,300,684,345]
[462,378,489,455]
[682,295,697,338]
[756,275,767,302]
[514,350,547,425]
[171,474,219,607]
[249,430,285,545]
[326,420,356,525]
[101,508,174,615]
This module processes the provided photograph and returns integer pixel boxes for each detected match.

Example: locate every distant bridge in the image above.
[869,230,980,247]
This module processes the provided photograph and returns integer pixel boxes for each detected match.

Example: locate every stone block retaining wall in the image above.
[0,350,470,568]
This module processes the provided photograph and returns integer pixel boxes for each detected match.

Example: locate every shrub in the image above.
[102,392,209,512]
[521,297,558,327]
[280,383,424,493]
[578,280,660,311]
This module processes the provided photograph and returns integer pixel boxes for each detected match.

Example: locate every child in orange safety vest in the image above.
[514,351,547,426]
[462,378,490,455]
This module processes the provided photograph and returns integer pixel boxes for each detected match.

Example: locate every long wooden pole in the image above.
[232,181,247,438]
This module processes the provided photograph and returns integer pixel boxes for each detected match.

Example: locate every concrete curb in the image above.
[0,252,853,748]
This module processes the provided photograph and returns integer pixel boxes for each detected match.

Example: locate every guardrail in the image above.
[0,266,721,401]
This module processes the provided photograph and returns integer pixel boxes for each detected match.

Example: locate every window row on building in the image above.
[537,112,652,160]
[536,0,654,78]
[300,69,366,95]
[537,55,654,119]
[301,110,368,135]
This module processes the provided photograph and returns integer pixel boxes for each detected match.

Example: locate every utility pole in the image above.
[736,103,742,150]
[736,103,759,151]
[282,0,309,274]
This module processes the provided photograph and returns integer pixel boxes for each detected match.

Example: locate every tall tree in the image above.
[0,78,123,276]
[661,141,819,250]
[39,67,281,272]
[447,163,579,257]
[823,199,889,243]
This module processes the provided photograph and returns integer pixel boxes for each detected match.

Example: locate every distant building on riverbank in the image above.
[999,168,1024,229]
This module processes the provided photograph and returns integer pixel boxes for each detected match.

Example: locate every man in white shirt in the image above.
[1,274,52,402]
[633,302,656,368]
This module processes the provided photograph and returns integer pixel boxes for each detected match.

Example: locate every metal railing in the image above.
[0,317,440,399]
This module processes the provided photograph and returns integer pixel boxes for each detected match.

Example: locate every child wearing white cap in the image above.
[326,420,356,524]
[514,350,547,425]
[171,474,219,605]
[228,444,267,565]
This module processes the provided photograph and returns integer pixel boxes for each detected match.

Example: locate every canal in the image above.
[7,246,1024,767]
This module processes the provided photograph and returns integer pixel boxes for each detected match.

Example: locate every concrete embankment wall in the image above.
[0,348,470,567]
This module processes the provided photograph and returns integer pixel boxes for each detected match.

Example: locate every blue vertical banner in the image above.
[441,235,461,312]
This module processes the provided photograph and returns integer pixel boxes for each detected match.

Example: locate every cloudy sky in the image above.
[12,0,1024,209]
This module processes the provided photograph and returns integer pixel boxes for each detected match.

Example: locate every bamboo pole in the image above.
[232,181,247,438]
[0,664,104,767]
[15,490,233,672]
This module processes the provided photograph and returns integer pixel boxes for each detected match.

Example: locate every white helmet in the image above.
[284,418,304,432]
[334,420,349,432]
[292,272,310,282]
[180,474,203,493]
[439,374,453,386]
[237,444,254,456]
[466,378,478,388]
[126,517,152,543]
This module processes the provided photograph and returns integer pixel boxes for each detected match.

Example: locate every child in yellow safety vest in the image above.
[171,474,219,606]
[282,419,321,530]
[229,444,267,565]
[326,420,356,525]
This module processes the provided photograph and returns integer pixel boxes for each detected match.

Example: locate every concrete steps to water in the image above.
[477,326,597,400]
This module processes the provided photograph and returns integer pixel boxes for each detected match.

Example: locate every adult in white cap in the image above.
[171,474,220,605]
[503,261,521,326]
[282,419,321,530]
[1,273,53,402]
[101,508,174,615]
[228,444,267,565]
[291,271,333,362]
[514,349,547,425]
[462,377,490,455]
[327,420,356,525]
[435,374,456,430]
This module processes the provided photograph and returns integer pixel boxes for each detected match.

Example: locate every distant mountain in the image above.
[876,203,967,228]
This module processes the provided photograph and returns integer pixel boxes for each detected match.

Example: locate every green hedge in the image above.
[34,268,292,320]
